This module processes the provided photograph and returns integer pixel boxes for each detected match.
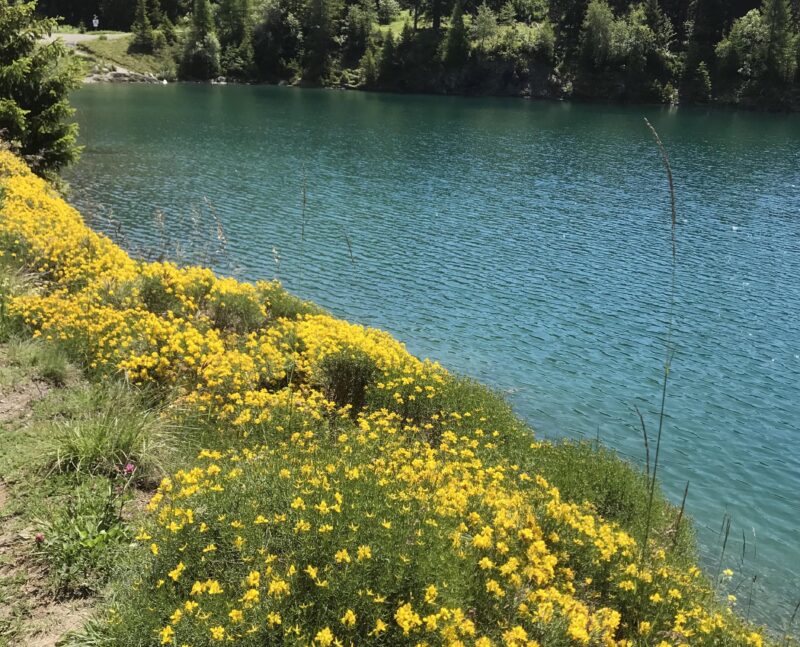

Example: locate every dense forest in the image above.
[37,0,800,107]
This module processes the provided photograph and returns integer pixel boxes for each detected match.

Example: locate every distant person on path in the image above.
[92,14,99,30]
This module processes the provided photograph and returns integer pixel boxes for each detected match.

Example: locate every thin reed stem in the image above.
[634,404,650,483]
[715,513,732,583]
[783,599,800,645]
[672,480,689,548]
[640,118,678,563]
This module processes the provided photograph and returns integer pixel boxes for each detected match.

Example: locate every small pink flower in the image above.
[34,532,44,543]
[123,462,135,475]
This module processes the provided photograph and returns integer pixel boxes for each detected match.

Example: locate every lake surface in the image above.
[67,84,799,629]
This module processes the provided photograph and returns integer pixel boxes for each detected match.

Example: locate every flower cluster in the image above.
[0,151,769,646]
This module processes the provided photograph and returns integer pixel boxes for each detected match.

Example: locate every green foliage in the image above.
[0,1,82,179]
[253,1,304,81]
[131,0,156,52]
[359,46,380,85]
[443,1,470,65]
[714,0,797,102]
[498,1,516,25]
[472,1,498,47]
[302,0,344,80]
[258,281,327,321]
[343,1,377,66]
[716,9,768,94]
[218,0,253,46]
[763,0,796,83]
[23,0,800,107]
[182,33,222,79]
[317,347,379,415]
[379,30,400,80]
[580,0,614,67]
[377,0,402,23]
[37,479,132,595]
[180,0,221,79]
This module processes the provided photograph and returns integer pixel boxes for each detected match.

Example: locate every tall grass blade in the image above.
[634,404,650,483]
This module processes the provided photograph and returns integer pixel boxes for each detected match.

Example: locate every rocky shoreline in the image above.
[84,64,166,84]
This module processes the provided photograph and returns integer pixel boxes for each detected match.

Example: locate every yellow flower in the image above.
[268,578,290,597]
[395,603,422,634]
[314,627,335,646]
[502,626,528,646]
[158,626,174,644]
[424,584,438,604]
[168,562,185,582]
[340,609,357,627]
[370,618,388,636]
[210,626,225,640]
[229,609,244,623]
[206,580,224,595]
[357,545,372,561]
[267,611,281,627]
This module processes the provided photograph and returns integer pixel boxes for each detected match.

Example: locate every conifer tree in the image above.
[472,2,498,50]
[0,1,82,178]
[379,31,398,82]
[181,0,221,79]
[131,0,155,51]
[443,1,470,66]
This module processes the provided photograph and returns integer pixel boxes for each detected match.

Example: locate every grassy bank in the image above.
[0,150,777,645]
[77,36,179,79]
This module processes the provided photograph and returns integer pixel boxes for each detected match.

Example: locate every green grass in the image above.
[0,288,162,642]
[45,382,174,483]
[380,9,416,37]
[77,36,179,78]
[4,337,72,386]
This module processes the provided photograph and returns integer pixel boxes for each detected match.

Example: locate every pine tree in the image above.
[219,0,252,47]
[193,0,216,38]
[443,1,470,66]
[472,2,498,50]
[149,0,165,26]
[644,0,675,49]
[379,31,399,82]
[360,47,379,86]
[181,0,221,79]
[131,0,155,51]
[0,1,82,178]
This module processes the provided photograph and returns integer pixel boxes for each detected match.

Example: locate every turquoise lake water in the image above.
[66,84,800,629]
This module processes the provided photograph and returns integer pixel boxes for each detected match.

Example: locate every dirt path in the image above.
[42,32,129,46]
[0,362,92,647]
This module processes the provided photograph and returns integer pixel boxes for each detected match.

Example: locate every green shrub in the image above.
[259,281,327,321]
[208,287,265,334]
[317,347,378,415]
[181,33,222,80]
[138,273,186,316]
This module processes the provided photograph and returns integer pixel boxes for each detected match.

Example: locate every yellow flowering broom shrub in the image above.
[0,151,770,646]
